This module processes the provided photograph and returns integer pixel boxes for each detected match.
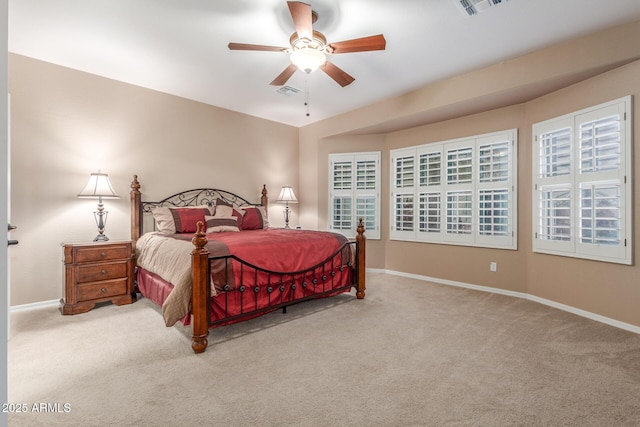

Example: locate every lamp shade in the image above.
[276,186,298,203]
[77,172,119,199]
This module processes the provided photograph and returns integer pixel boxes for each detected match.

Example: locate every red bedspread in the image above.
[155,228,354,326]
[209,228,347,272]
[173,229,351,292]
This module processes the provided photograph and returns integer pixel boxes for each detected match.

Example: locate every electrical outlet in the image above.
[490,262,497,272]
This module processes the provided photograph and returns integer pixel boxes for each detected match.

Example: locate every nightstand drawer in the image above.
[77,279,128,301]
[73,244,132,263]
[76,261,129,283]
[61,240,136,315]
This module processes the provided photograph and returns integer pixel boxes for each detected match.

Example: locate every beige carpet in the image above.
[8,273,640,426]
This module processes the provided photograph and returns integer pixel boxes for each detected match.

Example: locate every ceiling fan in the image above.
[228,1,386,87]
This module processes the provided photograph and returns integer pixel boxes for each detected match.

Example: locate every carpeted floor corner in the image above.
[8,273,640,426]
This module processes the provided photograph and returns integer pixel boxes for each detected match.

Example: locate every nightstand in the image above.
[60,241,136,315]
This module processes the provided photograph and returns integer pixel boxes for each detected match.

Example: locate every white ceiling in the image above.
[8,0,640,128]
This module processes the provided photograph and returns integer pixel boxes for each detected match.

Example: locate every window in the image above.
[532,96,632,264]
[390,129,517,249]
[329,152,380,239]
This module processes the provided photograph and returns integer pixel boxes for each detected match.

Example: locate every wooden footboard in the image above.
[191,224,210,353]
[130,175,366,354]
[189,220,365,353]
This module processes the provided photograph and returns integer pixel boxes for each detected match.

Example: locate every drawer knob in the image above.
[100,252,107,257]
[101,288,107,293]
[101,269,107,275]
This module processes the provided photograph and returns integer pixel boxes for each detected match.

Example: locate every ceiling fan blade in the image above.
[287,1,313,41]
[328,34,386,54]
[228,42,289,52]
[320,61,355,87]
[270,64,298,86]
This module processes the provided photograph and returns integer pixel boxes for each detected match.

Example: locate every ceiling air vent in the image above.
[276,85,302,96]
[458,0,508,16]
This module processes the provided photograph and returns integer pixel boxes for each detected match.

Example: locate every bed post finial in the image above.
[192,221,208,251]
[261,184,268,208]
[355,218,366,299]
[191,221,210,354]
[130,175,142,242]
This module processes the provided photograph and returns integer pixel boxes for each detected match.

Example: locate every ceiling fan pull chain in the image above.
[305,76,310,117]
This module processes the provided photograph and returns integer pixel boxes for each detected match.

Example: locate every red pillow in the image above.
[241,207,264,230]
[169,208,210,233]
[231,209,244,230]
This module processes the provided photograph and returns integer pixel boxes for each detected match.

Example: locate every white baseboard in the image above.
[10,299,59,313]
[379,269,640,335]
[382,269,527,299]
[13,270,640,336]
[526,294,640,334]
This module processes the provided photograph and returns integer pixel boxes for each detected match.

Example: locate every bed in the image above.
[129,175,366,353]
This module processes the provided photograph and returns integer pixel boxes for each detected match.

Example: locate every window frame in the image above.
[390,129,518,250]
[328,152,381,239]
[532,96,632,265]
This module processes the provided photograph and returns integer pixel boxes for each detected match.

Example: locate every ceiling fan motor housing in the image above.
[289,30,329,53]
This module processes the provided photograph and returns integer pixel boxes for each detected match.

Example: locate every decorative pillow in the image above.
[213,204,233,217]
[151,206,212,233]
[239,206,268,230]
[214,199,244,229]
[205,215,239,233]
[215,198,233,207]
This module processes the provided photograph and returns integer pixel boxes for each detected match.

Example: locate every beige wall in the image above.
[8,54,298,306]
[383,106,528,293]
[524,62,640,326]
[302,19,640,328]
[8,19,640,331]
[317,134,387,269]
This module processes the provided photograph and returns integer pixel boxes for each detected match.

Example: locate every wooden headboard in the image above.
[130,175,268,241]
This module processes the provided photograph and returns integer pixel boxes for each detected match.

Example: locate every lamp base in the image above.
[93,202,109,242]
[283,204,291,229]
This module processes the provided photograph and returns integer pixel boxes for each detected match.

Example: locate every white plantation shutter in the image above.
[419,192,441,233]
[579,115,621,173]
[419,151,441,186]
[478,189,510,237]
[443,140,475,245]
[536,185,573,253]
[446,146,473,184]
[356,160,377,190]
[579,183,620,245]
[391,148,417,240]
[390,129,517,249]
[479,141,510,183]
[416,145,444,242]
[356,195,377,234]
[475,134,515,247]
[532,96,631,264]
[539,127,572,178]
[446,190,473,235]
[330,159,353,233]
[394,193,414,232]
[332,196,352,231]
[332,161,353,190]
[395,155,415,188]
[329,152,380,239]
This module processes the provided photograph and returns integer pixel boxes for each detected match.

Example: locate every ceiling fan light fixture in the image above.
[228,2,385,87]
[290,47,326,74]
